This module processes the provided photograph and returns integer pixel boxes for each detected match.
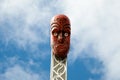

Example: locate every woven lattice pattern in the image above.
[50,54,67,80]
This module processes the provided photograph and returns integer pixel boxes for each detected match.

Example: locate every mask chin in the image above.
[53,45,69,59]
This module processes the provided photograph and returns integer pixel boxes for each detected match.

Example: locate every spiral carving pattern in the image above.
[50,54,67,80]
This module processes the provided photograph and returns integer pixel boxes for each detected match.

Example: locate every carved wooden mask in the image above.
[50,14,71,58]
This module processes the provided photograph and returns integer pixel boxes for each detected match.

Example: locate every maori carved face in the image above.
[50,14,71,58]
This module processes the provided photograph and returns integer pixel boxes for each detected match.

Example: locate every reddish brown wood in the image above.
[50,14,71,58]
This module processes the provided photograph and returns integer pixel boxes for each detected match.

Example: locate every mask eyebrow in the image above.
[64,24,71,29]
[51,23,60,29]
[51,27,59,32]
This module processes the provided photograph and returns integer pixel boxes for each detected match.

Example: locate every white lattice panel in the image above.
[50,54,67,80]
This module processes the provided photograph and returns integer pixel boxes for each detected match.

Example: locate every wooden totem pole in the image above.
[50,14,71,80]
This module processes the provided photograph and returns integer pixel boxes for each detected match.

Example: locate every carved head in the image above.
[50,14,71,58]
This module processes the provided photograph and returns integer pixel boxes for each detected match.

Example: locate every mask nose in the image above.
[58,33,64,43]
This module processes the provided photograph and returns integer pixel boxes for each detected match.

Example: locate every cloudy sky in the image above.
[0,0,120,80]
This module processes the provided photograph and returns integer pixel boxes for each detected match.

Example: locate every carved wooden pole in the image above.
[50,14,71,80]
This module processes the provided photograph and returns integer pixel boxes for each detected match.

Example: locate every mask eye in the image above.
[64,33,69,37]
[53,32,58,36]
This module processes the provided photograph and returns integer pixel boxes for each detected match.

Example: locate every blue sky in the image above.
[0,0,120,80]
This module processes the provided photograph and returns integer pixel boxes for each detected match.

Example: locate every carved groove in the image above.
[50,54,67,80]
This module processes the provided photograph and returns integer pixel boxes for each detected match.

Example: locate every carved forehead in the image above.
[50,14,71,27]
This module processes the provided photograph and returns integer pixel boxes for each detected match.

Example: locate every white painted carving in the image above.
[50,54,67,80]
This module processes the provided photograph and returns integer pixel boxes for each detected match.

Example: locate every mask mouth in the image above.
[52,43,69,58]
[55,44,67,49]
[54,44,68,53]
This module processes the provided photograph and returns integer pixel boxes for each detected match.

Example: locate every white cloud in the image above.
[60,0,120,80]
[0,65,48,80]
[0,56,48,80]
[0,0,52,49]
[1,0,120,80]
[0,0,65,61]
[105,52,120,80]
